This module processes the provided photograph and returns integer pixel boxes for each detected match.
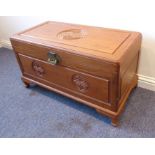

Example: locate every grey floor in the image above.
[0,47,155,138]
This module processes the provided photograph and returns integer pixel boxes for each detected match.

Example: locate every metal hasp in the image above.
[47,51,60,65]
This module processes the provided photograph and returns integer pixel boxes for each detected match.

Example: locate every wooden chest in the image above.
[10,21,142,126]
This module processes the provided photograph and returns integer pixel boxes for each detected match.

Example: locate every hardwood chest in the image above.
[10,21,142,126]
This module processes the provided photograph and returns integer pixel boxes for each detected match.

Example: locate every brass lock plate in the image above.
[47,51,60,65]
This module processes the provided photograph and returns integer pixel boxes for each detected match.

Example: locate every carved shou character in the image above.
[32,61,45,77]
[72,74,89,92]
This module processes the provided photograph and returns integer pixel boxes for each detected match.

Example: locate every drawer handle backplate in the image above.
[48,51,60,65]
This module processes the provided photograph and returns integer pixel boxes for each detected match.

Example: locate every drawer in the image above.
[18,54,110,104]
[11,39,118,79]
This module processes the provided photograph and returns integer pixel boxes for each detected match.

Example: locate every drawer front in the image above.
[18,54,110,104]
[11,39,118,79]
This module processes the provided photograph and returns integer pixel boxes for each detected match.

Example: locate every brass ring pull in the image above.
[47,51,60,65]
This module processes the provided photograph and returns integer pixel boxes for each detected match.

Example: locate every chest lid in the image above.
[12,21,140,61]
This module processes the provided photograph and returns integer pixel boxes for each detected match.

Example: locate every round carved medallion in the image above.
[32,61,45,77]
[57,29,87,40]
[72,74,89,92]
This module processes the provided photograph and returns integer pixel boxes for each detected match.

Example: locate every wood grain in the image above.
[10,21,142,126]
[18,53,110,104]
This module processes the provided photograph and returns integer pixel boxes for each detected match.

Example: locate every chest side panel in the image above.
[118,33,142,98]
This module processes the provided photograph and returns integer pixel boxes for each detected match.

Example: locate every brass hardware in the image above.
[47,51,60,65]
